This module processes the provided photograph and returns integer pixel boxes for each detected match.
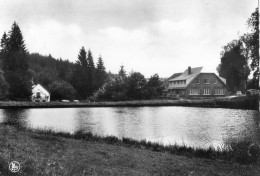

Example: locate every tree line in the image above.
[91,66,164,101]
[0,22,164,101]
[217,8,259,92]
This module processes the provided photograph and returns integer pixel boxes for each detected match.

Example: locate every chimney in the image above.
[188,66,191,74]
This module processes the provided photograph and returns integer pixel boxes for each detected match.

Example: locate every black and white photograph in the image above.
[0,0,259,175]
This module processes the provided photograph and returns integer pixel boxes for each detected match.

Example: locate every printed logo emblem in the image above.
[9,161,20,173]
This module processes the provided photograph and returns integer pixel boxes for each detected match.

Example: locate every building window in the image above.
[196,79,200,84]
[215,88,224,95]
[214,79,217,84]
[204,79,210,84]
[36,92,40,98]
[189,88,200,95]
[203,88,210,95]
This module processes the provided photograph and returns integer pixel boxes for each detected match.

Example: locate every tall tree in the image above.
[118,65,127,78]
[217,40,250,92]
[71,47,89,99]
[244,8,259,88]
[77,47,88,68]
[86,50,95,96]
[146,74,164,99]
[95,55,106,88]
[0,32,8,68]
[126,72,147,100]
[0,22,31,100]
[0,32,8,53]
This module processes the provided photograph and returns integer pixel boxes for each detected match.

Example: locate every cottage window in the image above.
[214,88,224,95]
[214,79,217,84]
[36,92,40,98]
[203,88,210,95]
[189,89,199,95]
[204,79,210,84]
[196,79,200,84]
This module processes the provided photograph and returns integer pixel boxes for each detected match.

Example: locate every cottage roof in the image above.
[32,84,50,96]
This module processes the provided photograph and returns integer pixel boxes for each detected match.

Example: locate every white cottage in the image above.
[31,84,50,102]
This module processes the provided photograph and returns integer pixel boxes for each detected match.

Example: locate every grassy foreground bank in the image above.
[0,124,259,175]
[0,96,258,110]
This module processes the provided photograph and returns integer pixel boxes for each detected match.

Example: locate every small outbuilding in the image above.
[31,84,50,102]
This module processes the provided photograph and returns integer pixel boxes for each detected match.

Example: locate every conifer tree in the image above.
[0,32,8,53]
[0,22,31,100]
[77,47,87,68]
[86,50,95,96]
[87,50,95,70]
[118,65,126,78]
[95,55,106,88]
[71,47,89,99]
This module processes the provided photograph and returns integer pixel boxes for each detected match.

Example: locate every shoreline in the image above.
[0,124,259,175]
[0,96,258,110]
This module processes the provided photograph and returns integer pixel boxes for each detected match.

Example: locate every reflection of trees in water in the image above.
[2,109,29,129]
[223,111,260,147]
[74,108,96,133]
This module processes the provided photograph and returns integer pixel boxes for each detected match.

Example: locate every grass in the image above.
[0,96,258,110]
[6,122,259,166]
[40,129,260,165]
[0,124,259,175]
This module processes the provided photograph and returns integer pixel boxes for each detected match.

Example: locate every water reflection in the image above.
[0,109,29,127]
[0,107,259,149]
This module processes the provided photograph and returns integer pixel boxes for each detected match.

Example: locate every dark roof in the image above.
[168,73,182,80]
[169,67,203,81]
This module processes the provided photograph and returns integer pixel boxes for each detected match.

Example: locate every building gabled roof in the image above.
[167,67,203,89]
[169,67,203,81]
[32,84,50,96]
[168,73,182,80]
[219,77,226,84]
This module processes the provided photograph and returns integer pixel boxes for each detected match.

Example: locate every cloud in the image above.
[24,20,84,59]
[0,0,257,77]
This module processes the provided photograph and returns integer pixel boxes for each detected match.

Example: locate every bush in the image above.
[48,81,76,101]
[230,140,260,165]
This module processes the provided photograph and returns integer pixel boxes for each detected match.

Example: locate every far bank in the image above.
[0,96,258,110]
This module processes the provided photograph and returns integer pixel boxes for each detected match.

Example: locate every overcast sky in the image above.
[0,0,258,77]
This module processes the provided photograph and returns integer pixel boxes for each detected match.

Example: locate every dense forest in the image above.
[0,22,164,101]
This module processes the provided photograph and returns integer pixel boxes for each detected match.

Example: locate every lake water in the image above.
[0,107,259,149]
